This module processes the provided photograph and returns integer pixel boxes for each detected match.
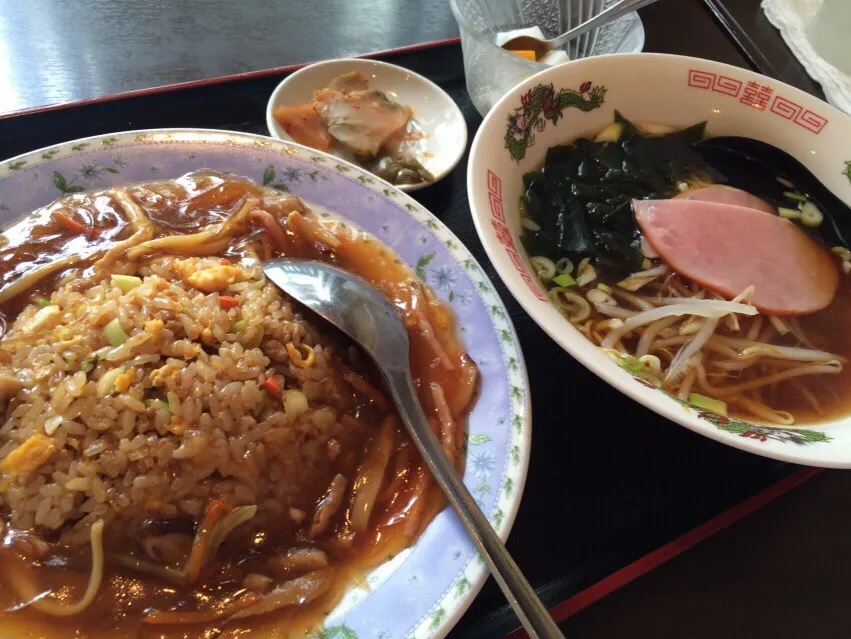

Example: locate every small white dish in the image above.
[266,58,467,192]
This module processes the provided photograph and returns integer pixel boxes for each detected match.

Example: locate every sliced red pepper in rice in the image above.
[218,295,239,310]
[263,375,283,396]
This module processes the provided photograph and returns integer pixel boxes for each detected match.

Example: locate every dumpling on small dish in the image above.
[314,86,411,157]
[271,103,332,152]
[271,72,431,186]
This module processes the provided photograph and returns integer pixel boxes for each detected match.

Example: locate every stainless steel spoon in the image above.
[263,258,563,639]
[501,0,660,61]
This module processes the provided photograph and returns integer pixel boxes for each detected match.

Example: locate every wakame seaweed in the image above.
[521,112,710,277]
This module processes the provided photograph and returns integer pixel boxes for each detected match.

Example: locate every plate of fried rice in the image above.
[0,130,530,639]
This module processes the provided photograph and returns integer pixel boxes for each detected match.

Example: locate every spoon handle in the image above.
[385,369,564,639]
[551,0,660,47]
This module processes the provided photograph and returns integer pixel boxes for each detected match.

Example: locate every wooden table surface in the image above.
[560,470,851,639]
[0,0,460,114]
[0,0,819,115]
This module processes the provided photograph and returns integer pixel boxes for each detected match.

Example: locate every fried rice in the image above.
[0,255,352,548]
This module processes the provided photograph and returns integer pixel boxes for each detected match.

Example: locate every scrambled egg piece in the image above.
[0,434,56,477]
[167,416,188,436]
[144,319,164,340]
[185,265,244,293]
[181,343,202,359]
[174,258,198,278]
[150,364,175,387]
[113,368,136,393]
[57,335,83,349]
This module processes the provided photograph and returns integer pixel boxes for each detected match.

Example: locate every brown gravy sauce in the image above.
[0,172,478,638]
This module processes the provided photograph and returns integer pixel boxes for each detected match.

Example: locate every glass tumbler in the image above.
[449,0,645,116]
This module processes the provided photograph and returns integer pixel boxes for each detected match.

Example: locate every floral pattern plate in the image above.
[0,130,532,639]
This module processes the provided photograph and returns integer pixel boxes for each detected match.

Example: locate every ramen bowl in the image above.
[467,53,851,467]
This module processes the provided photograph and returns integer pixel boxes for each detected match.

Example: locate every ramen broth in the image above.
[777,275,851,423]
[521,114,850,426]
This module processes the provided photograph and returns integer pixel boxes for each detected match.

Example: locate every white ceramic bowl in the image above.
[266,58,467,192]
[468,52,851,467]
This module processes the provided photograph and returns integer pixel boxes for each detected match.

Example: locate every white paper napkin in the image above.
[762,0,851,114]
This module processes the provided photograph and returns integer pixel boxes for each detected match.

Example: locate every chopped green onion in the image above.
[603,350,663,385]
[521,217,541,232]
[639,354,662,377]
[555,258,573,275]
[800,201,823,227]
[230,319,248,332]
[35,297,51,308]
[104,318,129,346]
[575,258,597,286]
[97,367,125,397]
[111,274,142,293]
[832,247,851,276]
[548,287,591,322]
[778,207,801,220]
[603,350,641,373]
[783,191,807,202]
[616,355,644,374]
[145,399,170,412]
[81,354,99,374]
[552,273,576,287]
[676,181,690,193]
[688,392,728,416]
[587,288,614,304]
[593,122,623,143]
[529,256,556,280]
[776,176,795,189]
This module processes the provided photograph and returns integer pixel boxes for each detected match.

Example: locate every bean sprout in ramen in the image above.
[521,112,851,426]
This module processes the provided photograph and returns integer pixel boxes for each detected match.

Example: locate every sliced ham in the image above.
[675,185,776,215]
[633,198,838,315]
